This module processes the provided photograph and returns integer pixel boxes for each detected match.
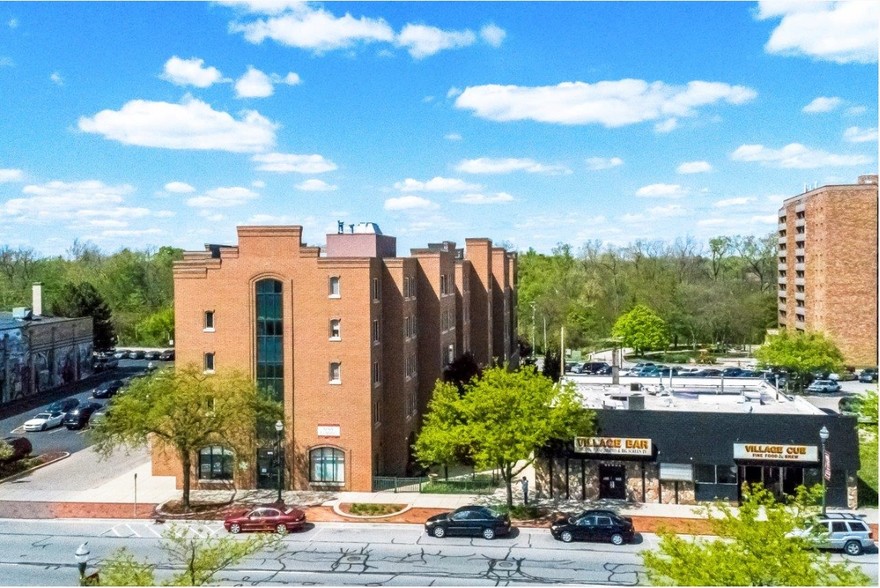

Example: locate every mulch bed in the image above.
[338,503,408,517]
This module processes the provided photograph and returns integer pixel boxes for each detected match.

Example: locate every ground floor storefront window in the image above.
[199,446,233,480]
[310,447,345,483]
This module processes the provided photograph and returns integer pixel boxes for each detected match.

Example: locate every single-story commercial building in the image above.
[536,381,860,508]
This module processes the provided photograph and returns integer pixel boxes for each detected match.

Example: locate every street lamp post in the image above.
[530,302,536,357]
[275,420,284,504]
[74,542,90,584]
[819,425,830,516]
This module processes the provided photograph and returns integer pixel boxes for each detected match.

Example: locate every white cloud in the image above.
[78,97,277,153]
[454,79,757,127]
[384,196,439,211]
[586,157,623,170]
[394,177,482,192]
[217,1,306,16]
[635,183,688,198]
[751,214,779,224]
[696,218,727,227]
[446,87,462,99]
[161,56,224,88]
[251,180,266,188]
[647,204,688,217]
[654,118,678,133]
[1,180,137,222]
[453,192,514,205]
[296,178,337,191]
[8,18,18,28]
[155,210,176,218]
[757,1,878,64]
[714,197,757,208]
[0,168,24,182]
[802,96,842,113]
[396,24,476,59]
[236,66,274,97]
[49,72,63,86]
[99,228,163,238]
[280,72,301,85]
[164,181,196,193]
[444,132,462,141]
[677,160,713,174]
[455,157,570,175]
[186,186,259,208]
[252,152,337,173]
[730,143,873,168]
[843,126,878,143]
[480,23,506,47]
[845,105,867,116]
[230,5,395,53]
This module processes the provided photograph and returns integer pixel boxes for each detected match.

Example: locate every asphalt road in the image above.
[0,519,875,586]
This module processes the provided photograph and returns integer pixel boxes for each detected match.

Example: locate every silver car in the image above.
[791,513,874,556]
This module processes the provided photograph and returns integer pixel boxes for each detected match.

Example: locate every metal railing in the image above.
[372,476,428,492]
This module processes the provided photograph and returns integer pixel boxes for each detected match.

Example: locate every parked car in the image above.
[424,505,511,540]
[224,504,306,534]
[859,368,878,383]
[93,380,124,399]
[676,367,699,377]
[657,367,679,377]
[94,356,119,371]
[807,379,841,394]
[23,411,65,432]
[46,398,80,414]
[580,362,610,375]
[144,350,161,360]
[113,350,128,359]
[63,402,103,430]
[788,513,874,556]
[159,349,175,361]
[127,350,145,360]
[550,509,635,545]
[595,365,613,375]
[721,367,744,377]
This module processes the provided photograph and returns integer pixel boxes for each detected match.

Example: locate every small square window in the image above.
[204,311,215,331]
[204,352,215,373]
[329,319,341,340]
[329,362,341,384]
[329,276,340,298]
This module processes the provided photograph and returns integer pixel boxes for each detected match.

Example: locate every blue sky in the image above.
[0,1,877,256]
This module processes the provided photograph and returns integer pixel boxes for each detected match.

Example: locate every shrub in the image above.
[0,437,32,464]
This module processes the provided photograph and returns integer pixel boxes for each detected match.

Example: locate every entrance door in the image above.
[599,465,626,500]
[256,448,283,490]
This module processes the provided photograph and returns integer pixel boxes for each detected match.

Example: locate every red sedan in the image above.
[224,505,306,534]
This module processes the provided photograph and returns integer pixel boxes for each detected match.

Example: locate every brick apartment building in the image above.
[153,223,517,492]
[776,175,878,366]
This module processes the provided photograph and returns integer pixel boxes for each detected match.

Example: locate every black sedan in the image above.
[550,510,635,545]
[424,505,511,540]
[93,380,124,399]
[63,402,103,430]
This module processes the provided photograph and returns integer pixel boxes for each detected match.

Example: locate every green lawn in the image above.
[858,427,878,508]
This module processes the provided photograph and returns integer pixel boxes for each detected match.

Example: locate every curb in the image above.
[0,452,70,485]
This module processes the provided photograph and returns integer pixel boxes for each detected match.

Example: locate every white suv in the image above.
[790,513,874,556]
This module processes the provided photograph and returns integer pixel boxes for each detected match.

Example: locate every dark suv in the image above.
[93,380,124,399]
[580,361,610,375]
[63,402,102,430]
[46,398,80,414]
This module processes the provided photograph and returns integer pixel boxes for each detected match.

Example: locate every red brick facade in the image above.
[153,225,517,491]
[777,175,878,366]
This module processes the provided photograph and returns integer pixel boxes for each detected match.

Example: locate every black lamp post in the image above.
[819,425,830,516]
[74,542,89,584]
[275,420,284,504]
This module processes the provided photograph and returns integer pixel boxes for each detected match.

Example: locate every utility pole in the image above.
[530,302,536,357]
[543,316,547,354]
[560,326,565,380]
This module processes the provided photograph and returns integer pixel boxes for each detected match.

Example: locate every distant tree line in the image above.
[517,233,777,352]
[0,240,182,348]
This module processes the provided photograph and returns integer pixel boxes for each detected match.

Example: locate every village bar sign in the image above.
[733,443,818,461]
[574,436,653,456]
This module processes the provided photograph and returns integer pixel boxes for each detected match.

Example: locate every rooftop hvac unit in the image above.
[628,395,645,410]
[11,307,31,319]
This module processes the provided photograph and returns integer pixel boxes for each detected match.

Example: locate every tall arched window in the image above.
[309,447,345,483]
[256,279,284,400]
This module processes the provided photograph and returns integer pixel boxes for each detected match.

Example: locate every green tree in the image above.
[98,524,278,586]
[641,483,870,586]
[51,281,116,350]
[135,305,174,347]
[858,389,878,425]
[415,366,594,507]
[611,304,670,356]
[755,330,845,391]
[90,365,282,508]
[0,439,13,462]
[541,347,562,382]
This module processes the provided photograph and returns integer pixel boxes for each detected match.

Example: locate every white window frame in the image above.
[329,362,341,384]
[204,310,215,332]
[328,276,341,298]
[203,352,215,373]
[329,319,341,341]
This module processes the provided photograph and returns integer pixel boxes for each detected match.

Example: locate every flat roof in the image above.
[563,377,825,416]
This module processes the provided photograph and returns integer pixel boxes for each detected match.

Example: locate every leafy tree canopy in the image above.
[641,483,870,586]
[90,365,282,507]
[50,281,116,351]
[136,305,174,347]
[755,330,844,390]
[611,304,670,355]
[415,365,594,507]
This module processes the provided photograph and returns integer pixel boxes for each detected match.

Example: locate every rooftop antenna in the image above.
[337,220,344,234]
[348,224,354,234]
